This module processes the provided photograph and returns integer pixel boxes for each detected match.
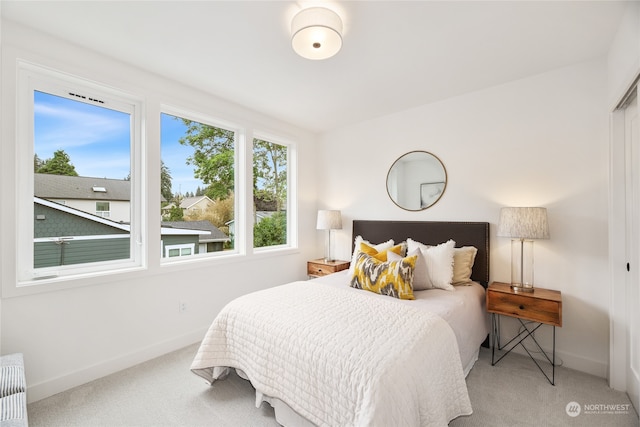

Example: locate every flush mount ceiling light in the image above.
[291,7,343,60]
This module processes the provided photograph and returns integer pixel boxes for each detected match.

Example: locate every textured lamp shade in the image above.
[291,7,343,60]
[316,210,342,230]
[498,207,549,239]
[498,207,549,292]
[317,210,342,262]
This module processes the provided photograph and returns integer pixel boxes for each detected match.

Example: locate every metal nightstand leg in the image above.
[490,313,556,385]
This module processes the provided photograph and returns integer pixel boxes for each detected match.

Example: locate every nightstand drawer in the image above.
[307,259,350,277]
[487,289,562,326]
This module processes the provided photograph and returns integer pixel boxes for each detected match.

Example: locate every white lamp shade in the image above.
[316,210,342,230]
[497,207,549,239]
[291,7,343,60]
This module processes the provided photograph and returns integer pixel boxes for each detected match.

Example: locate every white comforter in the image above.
[191,281,472,426]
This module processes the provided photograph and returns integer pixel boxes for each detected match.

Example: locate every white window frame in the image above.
[164,243,195,258]
[16,61,144,284]
[252,132,297,253]
[95,201,111,218]
[160,105,245,263]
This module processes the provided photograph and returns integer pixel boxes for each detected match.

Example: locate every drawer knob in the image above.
[519,304,525,310]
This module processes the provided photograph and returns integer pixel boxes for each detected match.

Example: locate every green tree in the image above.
[165,204,184,221]
[253,139,287,212]
[253,212,286,247]
[34,154,44,172]
[178,119,235,200]
[36,149,78,176]
[161,160,173,202]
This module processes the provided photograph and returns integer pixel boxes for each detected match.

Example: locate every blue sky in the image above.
[34,91,204,195]
[160,113,206,195]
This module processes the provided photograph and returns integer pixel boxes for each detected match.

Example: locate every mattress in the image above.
[313,270,490,375]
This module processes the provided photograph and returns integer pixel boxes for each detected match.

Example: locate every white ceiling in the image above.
[1,1,629,133]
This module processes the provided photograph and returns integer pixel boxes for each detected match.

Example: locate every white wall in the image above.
[0,21,319,402]
[318,59,610,377]
[607,1,640,109]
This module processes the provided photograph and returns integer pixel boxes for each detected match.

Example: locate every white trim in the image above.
[34,234,128,242]
[160,228,210,236]
[159,106,243,258]
[17,63,144,284]
[251,132,298,251]
[610,100,628,391]
[164,243,195,258]
[25,329,206,403]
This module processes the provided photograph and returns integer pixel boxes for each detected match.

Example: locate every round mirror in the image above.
[386,151,447,211]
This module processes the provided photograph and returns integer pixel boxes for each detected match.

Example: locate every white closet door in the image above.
[625,94,640,414]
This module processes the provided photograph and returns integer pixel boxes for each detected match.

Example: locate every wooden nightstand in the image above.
[307,259,350,278]
[486,282,562,385]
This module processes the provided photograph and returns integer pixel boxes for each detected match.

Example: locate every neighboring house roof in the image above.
[181,196,214,209]
[35,197,209,236]
[161,220,229,243]
[36,197,130,232]
[162,196,214,211]
[35,173,130,201]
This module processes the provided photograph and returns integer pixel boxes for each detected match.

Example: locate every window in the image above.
[160,110,237,260]
[17,63,142,283]
[15,62,297,288]
[253,138,289,249]
[95,201,110,218]
[164,243,195,258]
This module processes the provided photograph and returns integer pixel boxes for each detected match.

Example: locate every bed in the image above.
[191,220,490,426]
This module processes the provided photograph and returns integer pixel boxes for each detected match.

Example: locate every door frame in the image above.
[609,75,640,415]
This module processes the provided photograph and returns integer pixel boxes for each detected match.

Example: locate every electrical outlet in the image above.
[179,301,187,313]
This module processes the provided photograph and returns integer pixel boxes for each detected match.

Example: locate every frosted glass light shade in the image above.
[291,7,343,60]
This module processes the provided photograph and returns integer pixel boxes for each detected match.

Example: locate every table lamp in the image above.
[498,207,549,292]
[316,210,342,262]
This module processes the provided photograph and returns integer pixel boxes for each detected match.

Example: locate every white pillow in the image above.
[406,238,456,291]
[388,248,429,290]
[452,246,478,285]
[407,237,429,253]
[348,236,394,274]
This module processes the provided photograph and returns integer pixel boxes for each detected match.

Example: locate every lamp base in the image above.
[511,284,534,293]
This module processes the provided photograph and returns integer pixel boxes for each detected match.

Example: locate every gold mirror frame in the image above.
[386,151,447,211]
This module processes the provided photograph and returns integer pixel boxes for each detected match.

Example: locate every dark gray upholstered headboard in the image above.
[352,220,490,288]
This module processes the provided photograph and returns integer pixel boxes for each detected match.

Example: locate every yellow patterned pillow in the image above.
[350,251,417,300]
[359,242,404,261]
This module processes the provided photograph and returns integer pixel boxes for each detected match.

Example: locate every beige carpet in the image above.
[27,344,639,426]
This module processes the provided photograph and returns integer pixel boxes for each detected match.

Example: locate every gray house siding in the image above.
[35,204,129,237]
[34,203,131,267]
[206,241,224,252]
[33,199,210,268]
[34,237,129,268]
[162,235,200,254]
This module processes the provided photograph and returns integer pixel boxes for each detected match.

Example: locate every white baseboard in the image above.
[504,344,608,378]
[26,328,207,403]
[556,349,608,378]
